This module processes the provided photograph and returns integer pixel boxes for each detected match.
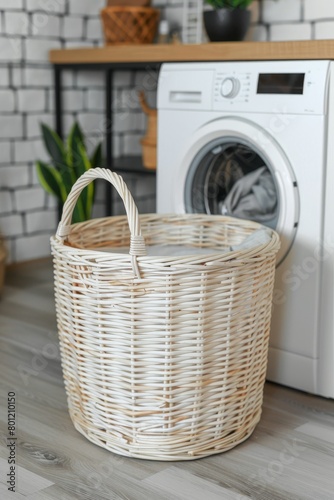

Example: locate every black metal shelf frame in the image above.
[54,62,161,216]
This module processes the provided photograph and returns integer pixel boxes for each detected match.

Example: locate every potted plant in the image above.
[203,0,253,42]
[36,122,103,223]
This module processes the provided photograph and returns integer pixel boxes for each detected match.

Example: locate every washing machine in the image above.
[157,60,334,398]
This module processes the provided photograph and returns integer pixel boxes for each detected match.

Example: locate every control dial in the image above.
[220,77,241,99]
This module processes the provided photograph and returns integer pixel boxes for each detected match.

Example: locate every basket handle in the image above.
[56,168,146,279]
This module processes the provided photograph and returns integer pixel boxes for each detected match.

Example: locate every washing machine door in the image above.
[175,117,299,264]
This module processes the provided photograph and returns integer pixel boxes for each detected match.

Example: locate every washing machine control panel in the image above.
[212,61,329,114]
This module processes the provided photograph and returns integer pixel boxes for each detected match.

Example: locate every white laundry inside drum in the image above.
[185,140,279,230]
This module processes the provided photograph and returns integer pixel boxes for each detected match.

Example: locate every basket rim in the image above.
[51,213,280,265]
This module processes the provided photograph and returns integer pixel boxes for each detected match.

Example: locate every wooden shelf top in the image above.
[50,40,334,65]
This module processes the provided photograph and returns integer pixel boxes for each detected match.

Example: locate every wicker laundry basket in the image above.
[51,168,280,461]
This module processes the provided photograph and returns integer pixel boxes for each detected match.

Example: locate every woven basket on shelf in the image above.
[101,6,159,45]
[51,168,280,461]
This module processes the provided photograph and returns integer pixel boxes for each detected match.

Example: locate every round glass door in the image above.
[185,138,279,230]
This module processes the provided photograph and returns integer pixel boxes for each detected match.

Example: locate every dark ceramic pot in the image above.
[203,8,251,42]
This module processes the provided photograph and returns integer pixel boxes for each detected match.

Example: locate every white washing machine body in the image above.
[157,60,334,398]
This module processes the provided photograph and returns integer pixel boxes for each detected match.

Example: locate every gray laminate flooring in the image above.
[0,259,333,500]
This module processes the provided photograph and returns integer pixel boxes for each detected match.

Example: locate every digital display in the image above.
[257,73,305,95]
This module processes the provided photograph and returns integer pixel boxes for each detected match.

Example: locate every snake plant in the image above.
[36,122,103,223]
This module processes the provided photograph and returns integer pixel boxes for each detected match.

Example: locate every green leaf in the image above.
[36,161,67,203]
[75,143,95,219]
[40,123,67,170]
[72,203,86,224]
[90,142,103,168]
[67,122,85,169]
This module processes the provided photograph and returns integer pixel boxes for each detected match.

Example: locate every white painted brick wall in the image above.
[245,25,268,42]
[123,134,143,156]
[0,0,23,8]
[62,17,84,39]
[62,71,75,87]
[164,7,183,29]
[270,23,312,42]
[0,191,12,214]
[4,11,29,36]
[263,0,302,23]
[32,138,51,163]
[26,0,66,14]
[315,21,334,40]
[112,135,121,159]
[0,142,11,164]
[15,187,45,211]
[12,68,22,87]
[114,112,145,134]
[0,90,15,112]
[86,89,104,111]
[69,0,105,16]
[134,70,159,90]
[15,233,51,261]
[135,195,156,214]
[0,116,23,139]
[0,166,29,187]
[304,0,334,21]
[46,193,57,209]
[25,38,61,62]
[63,89,84,112]
[17,89,46,112]
[5,241,14,264]
[0,37,22,62]
[24,67,53,87]
[0,68,10,87]
[26,209,57,232]
[14,140,36,163]
[114,72,132,88]
[47,88,55,112]
[91,202,105,219]
[135,176,157,198]
[86,18,103,41]
[26,113,53,138]
[63,113,76,136]
[31,13,61,37]
[249,0,260,24]
[77,112,104,136]
[0,215,23,236]
[64,40,95,49]
[151,0,166,6]
[76,71,104,88]
[118,89,141,111]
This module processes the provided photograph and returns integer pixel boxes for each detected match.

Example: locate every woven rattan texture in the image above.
[101,7,160,45]
[51,169,280,460]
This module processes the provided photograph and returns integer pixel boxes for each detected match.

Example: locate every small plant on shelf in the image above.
[36,122,103,223]
[204,0,254,8]
[203,0,254,41]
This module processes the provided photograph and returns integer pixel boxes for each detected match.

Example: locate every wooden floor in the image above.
[0,259,334,500]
